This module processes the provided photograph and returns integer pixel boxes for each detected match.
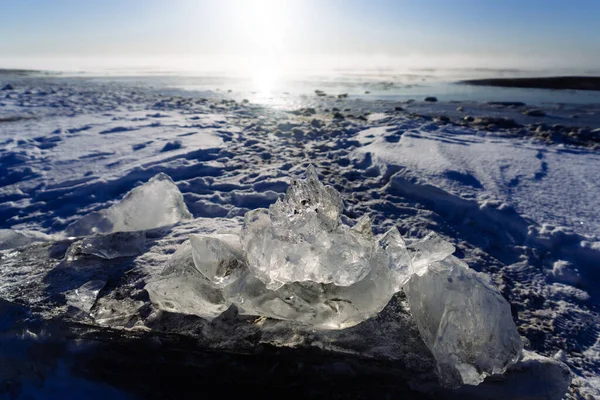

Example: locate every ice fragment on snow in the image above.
[407,232,455,270]
[378,227,412,288]
[64,280,106,313]
[190,233,247,287]
[145,240,231,320]
[65,173,192,236]
[0,229,49,250]
[404,257,523,387]
[351,215,374,239]
[80,231,146,259]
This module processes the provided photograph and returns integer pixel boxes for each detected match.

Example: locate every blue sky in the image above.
[0,0,599,67]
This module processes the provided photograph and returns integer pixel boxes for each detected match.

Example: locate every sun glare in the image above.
[251,58,282,94]
[236,0,292,94]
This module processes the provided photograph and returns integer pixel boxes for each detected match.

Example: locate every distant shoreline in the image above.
[460,76,600,91]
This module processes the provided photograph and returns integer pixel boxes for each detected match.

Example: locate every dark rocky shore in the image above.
[461,76,600,91]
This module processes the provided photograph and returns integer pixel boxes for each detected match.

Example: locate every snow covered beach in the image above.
[1,70,599,398]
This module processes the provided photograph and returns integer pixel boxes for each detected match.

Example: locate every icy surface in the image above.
[65,280,106,313]
[0,229,49,250]
[80,231,146,259]
[405,257,524,387]
[65,173,192,236]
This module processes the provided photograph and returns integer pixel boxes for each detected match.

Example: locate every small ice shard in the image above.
[351,215,374,239]
[65,173,192,236]
[80,231,146,259]
[407,232,455,271]
[378,227,412,288]
[64,280,106,313]
[189,233,247,287]
[404,256,523,387]
[0,229,49,250]
[145,240,231,320]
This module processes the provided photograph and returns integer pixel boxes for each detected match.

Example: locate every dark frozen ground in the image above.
[462,76,600,91]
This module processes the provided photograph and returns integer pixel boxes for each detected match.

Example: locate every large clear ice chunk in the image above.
[66,173,192,236]
[404,256,523,387]
[147,166,523,387]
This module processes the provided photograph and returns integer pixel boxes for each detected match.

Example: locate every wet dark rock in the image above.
[289,107,316,117]
[338,93,348,99]
[292,128,305,140]
[384,134,401,143]
[486,101,526,107]
[424,97,438,102]
[315,90,327,97]
[1,84,14,91]
[578,128,591,139]
[333,112,345,120]
[311,119,323,129]
[523,109,546,117]
[160,140,183,152]
[471,117,520,129]
[277,122,299,132]
[394,106,404,112]
[462,76,600,91]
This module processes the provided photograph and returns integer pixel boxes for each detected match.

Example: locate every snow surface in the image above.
[353,124,600,237]
[1,73,599,398]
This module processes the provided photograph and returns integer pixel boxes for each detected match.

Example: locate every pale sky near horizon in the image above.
[1,0,599,70]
